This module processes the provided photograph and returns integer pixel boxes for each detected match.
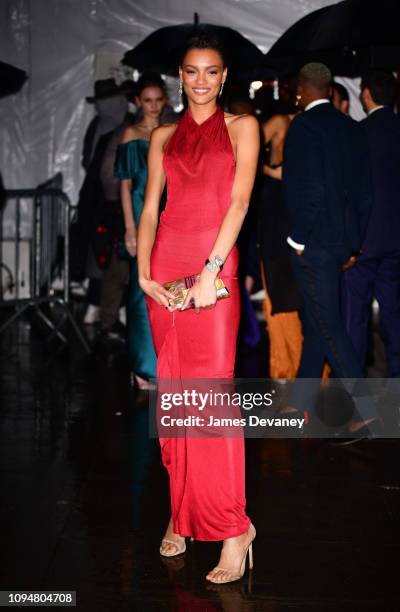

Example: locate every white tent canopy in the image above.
[0,0,364,204]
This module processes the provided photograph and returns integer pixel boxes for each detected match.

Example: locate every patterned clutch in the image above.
[163,273,229,310]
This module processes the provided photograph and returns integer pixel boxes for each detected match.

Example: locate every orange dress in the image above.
[145,106,251,541]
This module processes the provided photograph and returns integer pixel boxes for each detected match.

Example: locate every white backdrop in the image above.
[0,0,364,205]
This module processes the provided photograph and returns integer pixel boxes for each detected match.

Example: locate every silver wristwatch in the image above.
[205,258,217,273]
[205,255,224,273]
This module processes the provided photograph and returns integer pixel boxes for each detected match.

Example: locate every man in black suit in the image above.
[342,71,400,377]
[282,63,377,433]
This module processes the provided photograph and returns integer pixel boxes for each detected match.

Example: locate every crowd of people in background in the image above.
[71,64,400,397]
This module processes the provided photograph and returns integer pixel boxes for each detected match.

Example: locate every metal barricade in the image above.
[0,187,90,352]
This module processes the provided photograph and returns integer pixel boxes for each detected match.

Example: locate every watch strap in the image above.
[214,255,224,271]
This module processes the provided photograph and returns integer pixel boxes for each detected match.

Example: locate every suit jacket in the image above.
[70,130,113,281]
[282,103,373,261]
[81,117,99,172]
[360,106,400,257]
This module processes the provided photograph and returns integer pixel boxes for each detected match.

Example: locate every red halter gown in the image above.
[146,105,251,541]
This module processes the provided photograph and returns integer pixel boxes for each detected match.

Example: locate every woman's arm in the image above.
[207,114,260,264]
[261,115,284,177]
[117,126,138,256]
[181,114,260,310]
[137,126,176,308]
[120,178,136,256]
[262,117,276,147]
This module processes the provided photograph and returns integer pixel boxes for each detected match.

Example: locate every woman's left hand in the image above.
[181,269,217,313]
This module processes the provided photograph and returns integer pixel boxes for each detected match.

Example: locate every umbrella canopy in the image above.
[123,16,264,77]
[264,0,400,77]
[0,61,28,98]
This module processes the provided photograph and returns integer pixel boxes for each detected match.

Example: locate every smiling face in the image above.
[179,48,227,106]
[135,85,167,120]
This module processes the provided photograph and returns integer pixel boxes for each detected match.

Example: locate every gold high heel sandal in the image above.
[159,535,194,557]
[206,525,255,584]
[159,537,186,557]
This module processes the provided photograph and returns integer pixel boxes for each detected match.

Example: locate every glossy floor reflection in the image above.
[1,316,400,611]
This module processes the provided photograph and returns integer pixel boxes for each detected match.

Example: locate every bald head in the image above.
[299,63,332,90]
[297,63,333,109]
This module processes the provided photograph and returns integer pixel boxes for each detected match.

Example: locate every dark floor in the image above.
[1,309,400,611]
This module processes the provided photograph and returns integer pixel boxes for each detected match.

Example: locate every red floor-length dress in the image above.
[146,105,251,541]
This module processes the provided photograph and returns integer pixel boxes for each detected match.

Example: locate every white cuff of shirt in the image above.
[287,236,305,251]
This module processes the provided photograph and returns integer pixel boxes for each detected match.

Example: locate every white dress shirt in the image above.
[286,98,330,252]
[368,104,385,116]
[304,98,330,112]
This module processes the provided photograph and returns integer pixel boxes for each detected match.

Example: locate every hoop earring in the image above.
[219,81,225,98]
[178,80,183,97]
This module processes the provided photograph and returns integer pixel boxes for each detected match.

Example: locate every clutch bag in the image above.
[163,273,229,310]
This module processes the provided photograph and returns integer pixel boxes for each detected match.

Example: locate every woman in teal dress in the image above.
[114,74,168,390]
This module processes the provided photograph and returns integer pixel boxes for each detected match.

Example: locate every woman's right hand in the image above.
[139,278,176,310]
[124,228,137,257]
[263,164,282,180]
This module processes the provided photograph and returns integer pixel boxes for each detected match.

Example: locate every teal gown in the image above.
[114,139,157,380]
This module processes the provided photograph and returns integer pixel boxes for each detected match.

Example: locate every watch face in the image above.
[206,261,215,272]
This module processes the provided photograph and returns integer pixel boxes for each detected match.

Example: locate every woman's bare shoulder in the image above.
[225,111,258,125]
[120,124,142,144]
[225,112,259,136]
[267,113,290,124]
[150,123,179,151]
[261,114,287,138]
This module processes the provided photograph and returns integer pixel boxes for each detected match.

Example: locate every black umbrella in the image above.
[0,61,28,98]
[264,0,400,77]
[122,14,265,77]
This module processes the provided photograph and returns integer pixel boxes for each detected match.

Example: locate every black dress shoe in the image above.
[329,418,384,446]
[100,321,126,343]
[276,407,309,421]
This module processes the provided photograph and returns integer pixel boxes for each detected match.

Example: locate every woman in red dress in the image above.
[137,33,259,583]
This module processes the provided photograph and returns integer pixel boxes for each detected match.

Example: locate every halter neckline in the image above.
[185,105,222,127]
